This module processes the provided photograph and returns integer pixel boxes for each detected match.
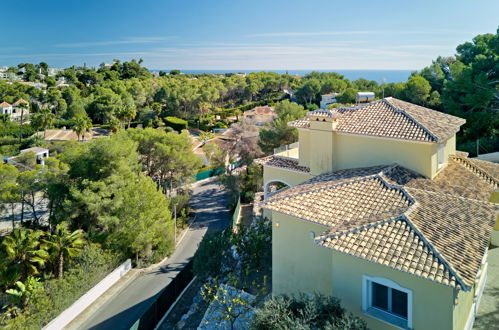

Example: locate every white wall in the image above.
[43,259,132,330]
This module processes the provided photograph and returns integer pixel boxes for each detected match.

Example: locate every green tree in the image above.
[31,108,55,138]
[1,228,48,280]
[402,74,432,106]
[198,131,215,146]
[0,163,20,229]
[259,100,306,153]
[336,88,357,104]
[42,223,85,278]
[72,115,92,142]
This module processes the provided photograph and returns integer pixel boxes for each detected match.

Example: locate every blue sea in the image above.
[153,69,414,83]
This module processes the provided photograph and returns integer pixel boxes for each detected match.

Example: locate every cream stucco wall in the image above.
[489,190,499,246]
[295,128,457,179]
[334,133,436,178]
[263,165,313,188]
[298,129,311,167]
[309,120,335,175]
[271,212,332,296]
[330,250,457,330]
[270,209,479,330]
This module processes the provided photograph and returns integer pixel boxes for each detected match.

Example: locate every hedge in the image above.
[164,116,188,131]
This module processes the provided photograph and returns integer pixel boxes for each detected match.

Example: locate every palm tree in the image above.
[17,102,28,143]
[42,224,85,278]
[73,115,92,142]
[1,228,48,280]
[33,107,55,138]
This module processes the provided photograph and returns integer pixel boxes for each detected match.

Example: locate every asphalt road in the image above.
[77,180,229,330]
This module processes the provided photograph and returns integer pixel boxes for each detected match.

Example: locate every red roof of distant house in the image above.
[252,106,275,115]
[0,101,11,107]
[13,99,29,105]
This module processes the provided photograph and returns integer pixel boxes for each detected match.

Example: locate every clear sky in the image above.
[1,0,497,70]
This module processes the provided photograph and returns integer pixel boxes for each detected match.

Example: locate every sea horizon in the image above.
[150,69,415,83]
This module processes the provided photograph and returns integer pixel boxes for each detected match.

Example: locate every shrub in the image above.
[2,245,122,329]
[251,294,368,330]
[164,116,188,131]
[193,230,232,279]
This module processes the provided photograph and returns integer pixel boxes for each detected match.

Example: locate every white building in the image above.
[0,99,29,121]
[20,147,49,165]
[320,93,338,109]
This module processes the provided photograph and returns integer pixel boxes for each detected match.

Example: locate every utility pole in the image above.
[476,139,479,157]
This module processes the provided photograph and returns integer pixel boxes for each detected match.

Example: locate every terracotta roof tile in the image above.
[262,155,498,290]
[288,98,465,142]
[254,155,310,173]
[319,219,457,287]
[265,176,412,228]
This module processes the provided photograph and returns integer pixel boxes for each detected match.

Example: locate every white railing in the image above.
[43,259,132,330]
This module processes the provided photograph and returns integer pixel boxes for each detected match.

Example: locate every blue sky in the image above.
[1,0,497,70]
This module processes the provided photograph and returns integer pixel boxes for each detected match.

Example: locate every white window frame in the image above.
[362,275,413,329]
[437,143,445,169]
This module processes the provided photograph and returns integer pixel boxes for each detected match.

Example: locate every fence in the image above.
[130,260,194,330]
[195,167,224,181]
[194,161,242,181]
[43,259,132,330]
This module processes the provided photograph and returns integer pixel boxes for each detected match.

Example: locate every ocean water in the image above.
[154,69,414,83]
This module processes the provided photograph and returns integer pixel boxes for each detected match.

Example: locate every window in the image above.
[363,276,412,329]
[437,144,445,169]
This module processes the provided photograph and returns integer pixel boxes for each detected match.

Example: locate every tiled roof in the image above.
[262,155,499,290]
[254,155,310,173]
[0,101,11,107]
[264,176,412,229]
[288,117,310,129]
[13,98,28,105]
[319,218,459,287]
[405,188,496,288]
[288,98,465,142]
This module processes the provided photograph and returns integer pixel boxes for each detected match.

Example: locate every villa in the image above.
[243,106,277,127]
[256,97,499,330]
[320,93,339,109]
[0,98,29,122]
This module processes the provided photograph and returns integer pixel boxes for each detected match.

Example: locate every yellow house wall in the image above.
[489,190,499,246]
[263,165,313,188]
[309,120,335,175]
[271,212,332,296]
[330,250,456,330]
[298,129,311,167]
[452,284,475,330]
[334,133,435,177]
[430,135,457,178]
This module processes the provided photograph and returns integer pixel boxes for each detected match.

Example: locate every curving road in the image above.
[76,180,229,330]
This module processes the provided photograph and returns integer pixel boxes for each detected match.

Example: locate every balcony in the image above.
[273,142,299,160]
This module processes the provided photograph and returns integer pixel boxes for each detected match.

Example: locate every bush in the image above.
[2,245,122,329]
[251,294,368,330]
[164,116,188,132]
[193,230,232,279]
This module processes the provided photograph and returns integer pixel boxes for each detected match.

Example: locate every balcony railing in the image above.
[273,142,299,159]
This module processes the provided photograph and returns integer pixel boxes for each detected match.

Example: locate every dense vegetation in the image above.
[251,294,367,330]
[1,29,497,157]
[0,128,200,327]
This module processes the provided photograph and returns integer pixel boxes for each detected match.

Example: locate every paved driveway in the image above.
[473,246,499,329]
[76,180,229,330]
